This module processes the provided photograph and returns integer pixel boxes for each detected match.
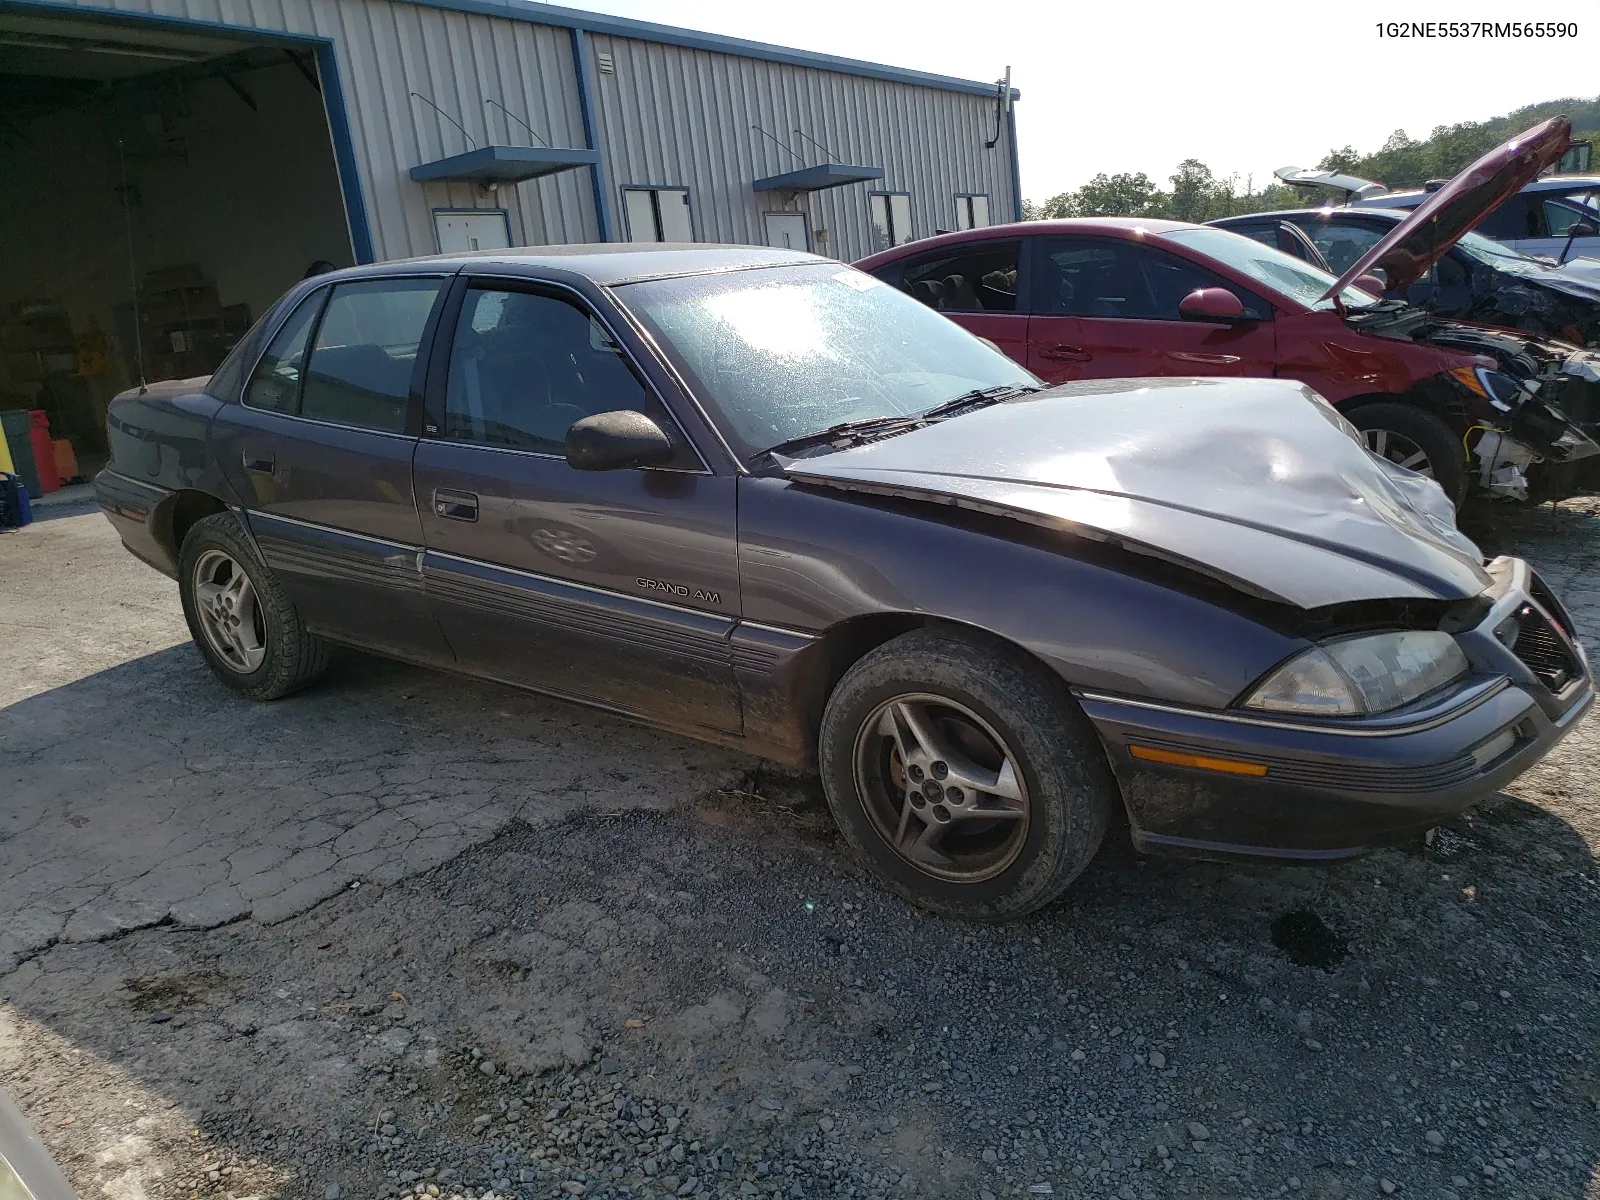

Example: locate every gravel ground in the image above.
[1,497,1597,1200]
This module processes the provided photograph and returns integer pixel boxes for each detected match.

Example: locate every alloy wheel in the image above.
[193,548,267,673]
[1363,427,1434,477]
[851,692,1030,883]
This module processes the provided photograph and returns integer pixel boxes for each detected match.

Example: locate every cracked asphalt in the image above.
[0,492,752,969]
[1,495,1597,1200]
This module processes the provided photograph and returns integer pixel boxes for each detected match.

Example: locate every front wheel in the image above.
[818,629,1115,921]
[177,511,329,701]
[1345,402,1467,506]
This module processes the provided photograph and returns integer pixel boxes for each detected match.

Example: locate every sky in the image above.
[567,0,1597,201]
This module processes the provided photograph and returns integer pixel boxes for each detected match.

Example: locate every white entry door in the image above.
[434,209,513,253]
[764,211,809,251]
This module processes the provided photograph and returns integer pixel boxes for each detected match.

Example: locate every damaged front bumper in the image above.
[1471,353,1600,499]
[1077,558,1592,861]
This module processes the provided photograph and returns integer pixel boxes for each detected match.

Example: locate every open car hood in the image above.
[1322,117,1573,300]
[779,379,1491,611]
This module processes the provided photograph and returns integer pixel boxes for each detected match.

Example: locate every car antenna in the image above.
[117,138,148,394]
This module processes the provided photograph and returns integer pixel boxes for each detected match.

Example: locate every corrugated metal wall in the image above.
[42,0,600,259]
[588,33,1014,262]
[39,0,1013,264]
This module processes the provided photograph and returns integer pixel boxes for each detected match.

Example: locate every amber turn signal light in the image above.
[1127,744,1269,776]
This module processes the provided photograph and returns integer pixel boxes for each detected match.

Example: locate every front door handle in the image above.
[433,489,478,522]
[1170,351,1242,365]
[1039,344,1092,363]
[242,452,276,476]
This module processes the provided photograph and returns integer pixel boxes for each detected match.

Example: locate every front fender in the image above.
[735,475,1305,711]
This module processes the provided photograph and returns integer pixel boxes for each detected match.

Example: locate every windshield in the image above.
[1455,230,1530,263]
[616,263,1037,459]
[1163,226,1381,311]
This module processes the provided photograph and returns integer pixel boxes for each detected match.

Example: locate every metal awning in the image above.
[752,163,884,193]
[409,145,600,185]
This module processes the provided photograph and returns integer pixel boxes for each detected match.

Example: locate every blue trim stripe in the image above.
[570,26,615,242]
[315,41,376,264]
[421,0,1020,100]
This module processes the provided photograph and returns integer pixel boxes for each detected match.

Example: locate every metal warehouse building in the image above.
[0,0,1020,454]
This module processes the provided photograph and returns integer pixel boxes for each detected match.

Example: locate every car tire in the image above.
[1346,402,1467,505]
[818,627,1115,921]
[177,511,329,701]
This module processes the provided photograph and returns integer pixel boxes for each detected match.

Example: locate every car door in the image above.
[210,274,455,661]
[1512,188,1600,261]
[412,275,742,734]
[882,238,1029,366]
[1027,235,1276,383]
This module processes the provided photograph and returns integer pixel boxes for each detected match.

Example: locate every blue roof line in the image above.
[404,0,1022,100]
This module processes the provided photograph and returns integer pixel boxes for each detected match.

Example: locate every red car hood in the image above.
[1321,117,1572,300]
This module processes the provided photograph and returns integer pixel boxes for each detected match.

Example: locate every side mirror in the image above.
[564,410,675,471]
[1353,273,1388,296]
[1569,220,1598,238]
[1178,287,1251,323]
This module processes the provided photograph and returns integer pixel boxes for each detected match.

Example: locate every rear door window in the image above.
[243,289,325,414]
[299,279,444,432]
[899,241,1022,313]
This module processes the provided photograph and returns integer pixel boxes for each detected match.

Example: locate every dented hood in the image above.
[1323,117,1572,300]
[779,378,1492,610]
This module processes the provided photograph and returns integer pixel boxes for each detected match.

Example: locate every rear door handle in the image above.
[1039,344,1092,363]
[242,453,276,476]
[433,489,478,522]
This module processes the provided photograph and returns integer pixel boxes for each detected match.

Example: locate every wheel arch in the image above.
[783,611,1082,767]
[154,489,229,566]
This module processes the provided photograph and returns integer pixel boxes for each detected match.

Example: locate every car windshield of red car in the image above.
[1164,227,1382,312]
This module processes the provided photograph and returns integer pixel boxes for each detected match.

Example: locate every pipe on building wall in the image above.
[570,26,615,242]
[1007,100,1023,223]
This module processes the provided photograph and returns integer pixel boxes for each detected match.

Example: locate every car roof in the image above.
[854,217,1199,268]
[1212,208,1406,225]
[1356,174,1600,208]
[319,243,827,287]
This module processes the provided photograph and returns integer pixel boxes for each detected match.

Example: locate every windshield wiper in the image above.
[759,413,926,459]
[759,385,1040,462]
[919,383,1038,421]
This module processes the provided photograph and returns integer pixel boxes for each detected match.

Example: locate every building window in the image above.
[869,192,913,251]
[623,187,693,243]
[954,194,991,231]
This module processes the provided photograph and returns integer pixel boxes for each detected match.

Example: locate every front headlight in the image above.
[1242,631,1470,716]
[1448,365,1528,410]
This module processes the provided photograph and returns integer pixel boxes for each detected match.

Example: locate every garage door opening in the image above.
[0,7,356,464]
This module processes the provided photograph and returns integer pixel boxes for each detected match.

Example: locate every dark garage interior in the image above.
[0,6,354,465]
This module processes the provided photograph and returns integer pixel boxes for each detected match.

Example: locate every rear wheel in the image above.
[1346,402,1467,505]
[178,511,329,700]
[818,628,1115,921]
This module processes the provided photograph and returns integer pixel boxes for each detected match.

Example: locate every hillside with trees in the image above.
[1026,95,1600,221]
